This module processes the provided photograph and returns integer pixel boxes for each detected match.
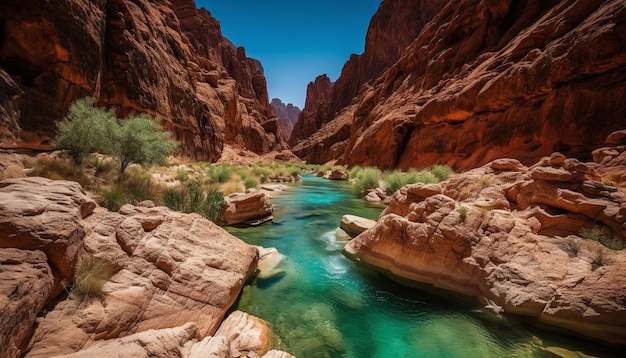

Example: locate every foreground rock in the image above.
[0,177,96,356]
[344,147,626,344]
[0,176,293,357]
[222,191,274,226]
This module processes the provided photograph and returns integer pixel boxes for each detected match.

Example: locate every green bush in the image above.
[580,226,624,250]
[382,171,407,195]
[28,156,91,188]
[208,165,233,184]
[410,170,438,184]
[97,187,126,212]
[244,176,259,189]
[457,206,468,222]
[430,165,454,181]
[354,167,382,193]
[115,114,178,173]
[162,181,225,223]
[55,97,118,163]
[54,97,177,173]
[349,166,363,180]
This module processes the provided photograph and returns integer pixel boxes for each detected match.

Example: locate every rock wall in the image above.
[293,0,626,170]
[343,136,626,344]
[270,98,300,140]
[0,0,286,160]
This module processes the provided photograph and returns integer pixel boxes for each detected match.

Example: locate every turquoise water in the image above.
[228,175,620,358]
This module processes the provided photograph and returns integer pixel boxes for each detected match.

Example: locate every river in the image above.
[227,174,620,358]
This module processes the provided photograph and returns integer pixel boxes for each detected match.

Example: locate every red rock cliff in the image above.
[293,0,626,170]
[270,98,300,140]
[0,0,286,160]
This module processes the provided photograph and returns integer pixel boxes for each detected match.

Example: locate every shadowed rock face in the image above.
[293,0,626,170]
[0,0,286,160]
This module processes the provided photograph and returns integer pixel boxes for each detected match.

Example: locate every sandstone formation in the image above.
[271,98,301,140]
[0,176,294,357]
[222,191,274,226]
[0,0,286,160]
[292,0,626,170]
[340,214,377,237]
[343,142,626,344]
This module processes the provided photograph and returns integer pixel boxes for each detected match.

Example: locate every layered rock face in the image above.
[343,138,626,344]
[293,0,626,170]
[0,0,286,160]
[0,176,292,357]
[271,98,300,140]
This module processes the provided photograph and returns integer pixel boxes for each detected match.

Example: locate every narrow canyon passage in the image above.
[227,175,620,358]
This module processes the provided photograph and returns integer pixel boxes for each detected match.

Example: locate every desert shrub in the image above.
[382,171,408,195]
[162,181,225,222]
[29,156,91,188]
[208,165,233,184]
[430,165,454,181]
[410,169,438,184]
[54,97,177,173]
[252,165,270,177]
[457,206,468,222]
[199,186,226,223]
[175,168,190,182]
[73,256,118,298]
[222,181,245,195]
[55,97,118,163]
[244,176,259,189]
[354,167,382,193]
[95,168,160,211]
[580,226,624,250]
[349,166,363,180]
[288,166,302,177]
[97,187,126,212]
[115,114,178,173]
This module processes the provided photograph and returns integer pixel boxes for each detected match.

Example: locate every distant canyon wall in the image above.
[270,98,300,140]
[0,0,286,161]
[291,0,626,170]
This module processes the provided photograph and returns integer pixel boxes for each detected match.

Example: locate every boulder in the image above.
[340,215,377,237]
[343,151,626,344]
[327,169,349,180]
[255,246,286,280]
[0,249,55,358]
[222,191,273,226]
[25,204,259,357]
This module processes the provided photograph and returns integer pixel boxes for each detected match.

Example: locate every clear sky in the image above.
[196,0,382,108]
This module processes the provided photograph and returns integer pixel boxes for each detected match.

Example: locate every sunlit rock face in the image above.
[293,0,626,170]
[344,141,626,344]
[0,0,286,160]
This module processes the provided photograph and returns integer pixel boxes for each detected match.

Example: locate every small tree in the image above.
[55,97,117,163]
[54,97,178,173]
[114,114,178,173]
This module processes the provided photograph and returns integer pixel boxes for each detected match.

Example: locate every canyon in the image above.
[291,0,626,170]
[271,98,300,140]
[0,0,287,161]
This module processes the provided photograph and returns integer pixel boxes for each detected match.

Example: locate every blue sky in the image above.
[196,1,382,108]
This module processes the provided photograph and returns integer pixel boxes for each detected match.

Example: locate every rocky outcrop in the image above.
[271,98,301,140]
[0,0,286,160]
[343,143,626,344]
[294,0,626,170]
[0,176,295,357]
[222,191,274,226]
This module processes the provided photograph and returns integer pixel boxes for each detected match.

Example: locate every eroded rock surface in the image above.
[0,0,286,159]
[222,191,274,226]
[344,148,626,344]
[293,0,626,170]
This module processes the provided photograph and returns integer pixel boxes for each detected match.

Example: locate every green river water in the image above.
[227,175,621,358]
